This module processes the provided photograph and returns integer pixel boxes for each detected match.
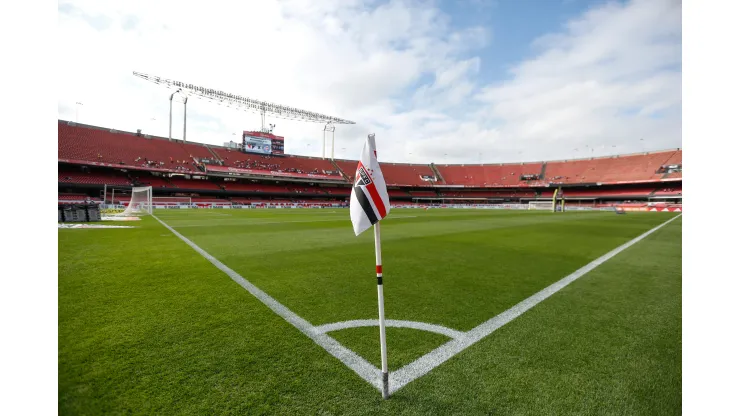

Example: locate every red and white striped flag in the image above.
[350,134,391,236]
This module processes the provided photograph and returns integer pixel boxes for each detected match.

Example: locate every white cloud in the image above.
[57,0,680,164]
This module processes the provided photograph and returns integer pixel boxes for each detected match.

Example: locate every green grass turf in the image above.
[59,208,681,415]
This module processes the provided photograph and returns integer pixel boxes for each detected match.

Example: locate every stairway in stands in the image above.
[540,162,548,180]
[429,163,446,184]
[205,145,223,162]
[331,159,351,182]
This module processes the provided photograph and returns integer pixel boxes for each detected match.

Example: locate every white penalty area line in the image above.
[154,213,680,397]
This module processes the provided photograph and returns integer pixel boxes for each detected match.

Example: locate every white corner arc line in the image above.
[315,320,465,340]
[153,216,383,390]
[155,212,680,396]
[388,213,682,394]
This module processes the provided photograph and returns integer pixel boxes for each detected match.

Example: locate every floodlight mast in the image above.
[133,71,356,156]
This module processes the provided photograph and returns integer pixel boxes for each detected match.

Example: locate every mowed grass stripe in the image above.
[167,210,674,331]
[59,209,681,415]
[59,216,381,415]
[374,217,682,415]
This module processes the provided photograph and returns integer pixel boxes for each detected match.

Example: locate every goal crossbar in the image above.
[116,186,153,216]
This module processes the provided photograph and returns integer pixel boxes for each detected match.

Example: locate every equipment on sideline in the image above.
[116,186,153,216]
[349,133,392,399]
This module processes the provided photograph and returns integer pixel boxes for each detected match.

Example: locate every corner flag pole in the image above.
[374,222,390,399]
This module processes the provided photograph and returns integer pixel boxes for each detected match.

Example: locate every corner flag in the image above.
[350,134,391,236]
[349,134,392,399]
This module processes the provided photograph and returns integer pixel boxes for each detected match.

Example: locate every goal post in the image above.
[116,186,153,216]
[528,200,556,211]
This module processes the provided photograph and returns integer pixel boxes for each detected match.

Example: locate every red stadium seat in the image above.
[434,163,544,187]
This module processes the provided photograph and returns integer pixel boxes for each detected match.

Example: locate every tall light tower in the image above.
[133,71,356,156]
[323,122,336,159]
[75,102,83,122]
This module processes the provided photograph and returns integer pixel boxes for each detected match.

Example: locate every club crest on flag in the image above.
[349,134,391,237]
[356,165,372,187]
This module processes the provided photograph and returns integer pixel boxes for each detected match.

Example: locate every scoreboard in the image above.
[242,131,285,156]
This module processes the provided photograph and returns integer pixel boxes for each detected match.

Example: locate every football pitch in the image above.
[58,208,682,415]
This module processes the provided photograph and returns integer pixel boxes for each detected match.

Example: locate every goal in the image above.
[116,186,153,216]
[528,201,556,211]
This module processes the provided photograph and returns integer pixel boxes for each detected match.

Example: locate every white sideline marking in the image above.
[153,216,382,389]
[155,213,680,396]
[388,213,682,394]
[315,319,465,340]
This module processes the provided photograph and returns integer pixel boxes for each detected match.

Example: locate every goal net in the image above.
[117,186,153,216]
[528,201,555,211]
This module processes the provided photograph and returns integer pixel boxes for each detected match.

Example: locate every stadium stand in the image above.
[133,175,171,188]
[541,188,655,198]
[58,120,681,206]
[210,146,341,177]
[388,189,411,197]
[378,163,437,186]
[408,191,438,197]
[59,169,132,186]
[653,186,682,196]
[333,159,359,182]
[221,182,292,193]
[166,177,222,190]
[58,121,200,172]
[434,163,545,187]
[333,159,437,186]
[544,150,680,184]
[439,190,537,198]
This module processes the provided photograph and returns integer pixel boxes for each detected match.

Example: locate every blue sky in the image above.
[57,0,681,164]
[442,0,607,82]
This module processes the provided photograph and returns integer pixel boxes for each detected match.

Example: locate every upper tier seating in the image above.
[379,163,437,186]
[210,147,341,177]
[333,159,358,181]
[434,163,544,187]
[544,150,680,184]
[59,122,200,172]
[333,159,436,186]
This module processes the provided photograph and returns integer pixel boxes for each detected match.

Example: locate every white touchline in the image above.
[153,216,382,390]
[155,213,681,396]
[388,213,682,394]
